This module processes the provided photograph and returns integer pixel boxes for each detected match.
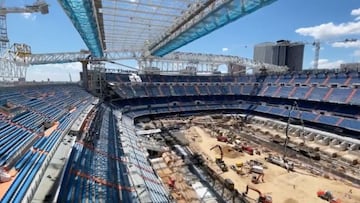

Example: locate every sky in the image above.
[4,0,360,81]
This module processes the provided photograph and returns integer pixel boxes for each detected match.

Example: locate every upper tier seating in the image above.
[0,84,95,203]
[105,70,360,85]
[107,72,360,136]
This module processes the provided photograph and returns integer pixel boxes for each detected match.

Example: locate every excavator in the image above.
[251,172,265,184]
[210,145,228,172]
[243,185,272,203]
[317,190,342,203]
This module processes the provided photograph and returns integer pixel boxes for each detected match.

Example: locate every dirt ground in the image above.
[185,125,360,203]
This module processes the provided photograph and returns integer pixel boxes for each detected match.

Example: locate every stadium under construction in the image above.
[0,0,359,203]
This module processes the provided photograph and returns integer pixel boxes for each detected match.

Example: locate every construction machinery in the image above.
[265,154,294,171]
[250,165,264,175]
[168,177,176,190]
[230,164,246,175]
[251,172,265,184]
[242,145,254,155]
[243,185,272,203]
[210,145,228,172]
[216,135,228,142]
[224,178,235,191]
[236,162,244,168]
[317,190,342,203]
[249,165,265,184]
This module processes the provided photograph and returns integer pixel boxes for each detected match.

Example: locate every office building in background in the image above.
[254,40,304,72]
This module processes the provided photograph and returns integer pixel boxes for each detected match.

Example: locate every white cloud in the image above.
[353,50,360,57]
[22,13,36,21]
[222,47,229,52]
[296,21,360,40]
[332,40,360,48]
[296,8,360,40]
[351,8,360,20]
[310,59,345,69]
[27,63,82,82]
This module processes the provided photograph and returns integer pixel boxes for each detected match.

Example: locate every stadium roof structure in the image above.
[58,0,278,58]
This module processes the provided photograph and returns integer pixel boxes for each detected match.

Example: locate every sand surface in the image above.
[185,126,360,203]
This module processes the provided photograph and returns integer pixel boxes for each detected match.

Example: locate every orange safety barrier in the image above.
[0,169,18,199]
[70,169,134,192]
[44,122,59,137]
[69,107,77,113]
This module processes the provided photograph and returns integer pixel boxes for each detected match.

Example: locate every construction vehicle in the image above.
[265,154,294,171]
[243,185,272,203]
[230,164,246,175]
[217,135,228,142]
[232,144,243,152]
[210,145,228,172]
[251,173,265,184]
[168,177,176,189]
[249,165,265,184]
[236,162,244,168]
[224,178,235,190]
[317,190,342,203]
[242,145,254,155]
[250,165,264,175]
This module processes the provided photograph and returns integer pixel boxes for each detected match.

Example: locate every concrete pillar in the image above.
[81,60,89,90]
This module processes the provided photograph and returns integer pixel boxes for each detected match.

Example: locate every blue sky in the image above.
[5,0,360,81]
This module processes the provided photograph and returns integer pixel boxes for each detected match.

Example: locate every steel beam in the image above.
[58,0,104,57]
[29,51,142,65]
[29,51,288,73]
[150,0,278,56]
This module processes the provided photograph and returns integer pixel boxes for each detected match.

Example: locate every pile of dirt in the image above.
[213,145,242,158]
[283,198,298,203]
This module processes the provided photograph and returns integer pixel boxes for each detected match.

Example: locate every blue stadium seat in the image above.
[308,87,330,101]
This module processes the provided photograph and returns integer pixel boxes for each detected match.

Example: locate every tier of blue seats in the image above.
[107,72,360,137]
[121,100,360,138]
[106,71,360,85]
[0,119,36,166]
[110,82,360,106]
[0,84,95,203]
[58,107,133,202]
[1,152,46,203]
[1,85,94,128]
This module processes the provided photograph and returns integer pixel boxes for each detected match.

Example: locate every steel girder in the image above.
[29,51,142,65]
[29,51,288,73]
[58,0,104,57]
[150,0,278,56]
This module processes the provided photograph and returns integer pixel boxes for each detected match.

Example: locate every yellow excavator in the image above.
[210,145,228,172]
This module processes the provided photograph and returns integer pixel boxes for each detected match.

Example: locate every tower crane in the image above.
[306,38,358,70]
[0,0,49,81]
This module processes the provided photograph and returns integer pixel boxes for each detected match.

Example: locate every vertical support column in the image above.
[0,15,9,53]
[81,60,89,90]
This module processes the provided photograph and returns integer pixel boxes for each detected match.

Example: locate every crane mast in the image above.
[312,41,320,70]
[0,0,49,81]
